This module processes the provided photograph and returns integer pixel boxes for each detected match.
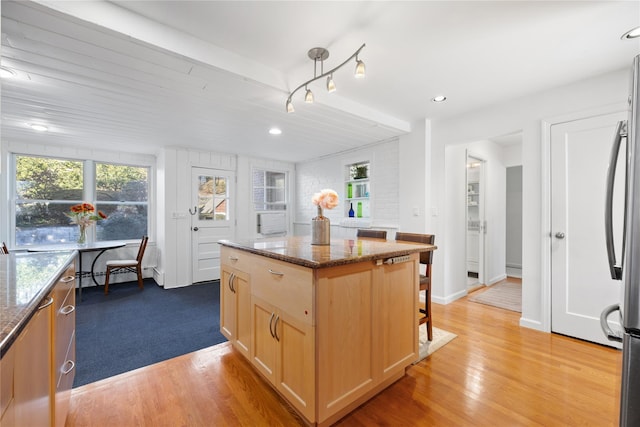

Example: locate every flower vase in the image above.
[311,206,330,245]
[77,224,87,245]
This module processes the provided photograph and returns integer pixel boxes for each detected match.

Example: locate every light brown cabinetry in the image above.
[220,266,251,359]
[52,266,76,427]
[14,295,54,426]
[220,243,419,426]
[0,261,76,427]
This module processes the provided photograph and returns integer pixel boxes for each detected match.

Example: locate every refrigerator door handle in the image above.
[600,303,624,343]
[605,120,627,280]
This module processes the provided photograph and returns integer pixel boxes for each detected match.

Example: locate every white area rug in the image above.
[468,281,522,312]
[416,324,457,363]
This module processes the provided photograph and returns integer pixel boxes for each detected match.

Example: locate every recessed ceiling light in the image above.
[30,124,48,132]
[432,95,447,103]
[621,26,640,40]
[269,127,282,135]
[0,67,16,78]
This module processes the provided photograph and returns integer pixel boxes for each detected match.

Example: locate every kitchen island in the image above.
[219,236,436,426]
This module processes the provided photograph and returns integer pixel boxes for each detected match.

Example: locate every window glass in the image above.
[95,163,149,241]
[253,170,286,211]
[13,156,149,246]
[15,156,84,245]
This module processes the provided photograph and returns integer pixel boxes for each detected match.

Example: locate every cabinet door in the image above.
[14,297,53,427]
[221,268,251,358]
[251,296,278,384]
[276,311,315,422]
[234,273,251,359]
[220,268,236,341]
[316,262,376,422]
[378,257,418,379]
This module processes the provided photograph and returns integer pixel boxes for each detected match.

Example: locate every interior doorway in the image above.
[466,153,485,291]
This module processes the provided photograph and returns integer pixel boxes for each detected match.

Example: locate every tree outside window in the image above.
[14,155,149,246]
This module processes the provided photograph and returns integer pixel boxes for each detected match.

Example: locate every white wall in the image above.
[294,139,400,237]
[431,68,630,331]
[442,140,507,302]
[506,165,523,271]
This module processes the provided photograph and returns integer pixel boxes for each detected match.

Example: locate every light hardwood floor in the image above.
[66,292,621,426]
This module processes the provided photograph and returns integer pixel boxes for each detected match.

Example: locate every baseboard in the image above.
[153,267,164,286]
[519,317,545,332]
[487,273,507,286]
[432,288,468,305]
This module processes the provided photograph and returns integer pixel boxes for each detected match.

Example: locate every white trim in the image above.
[433,288,468,305]
[540,102,628,334]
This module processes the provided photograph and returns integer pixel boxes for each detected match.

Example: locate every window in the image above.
[252,169,286,211]
[14,155,149,246]
[95,163,149,240]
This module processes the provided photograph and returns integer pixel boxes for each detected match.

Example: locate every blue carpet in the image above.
[73,279,226,387]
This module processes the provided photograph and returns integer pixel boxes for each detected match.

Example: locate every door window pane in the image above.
[197,175,228,221]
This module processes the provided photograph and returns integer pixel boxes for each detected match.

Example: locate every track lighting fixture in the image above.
[286,43,366,112]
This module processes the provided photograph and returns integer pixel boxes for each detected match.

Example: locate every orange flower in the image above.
[82,203,95,212]
[98,211,107,219]
[70,204,84,213]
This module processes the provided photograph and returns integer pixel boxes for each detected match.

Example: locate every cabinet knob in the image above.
[555,232,565,239]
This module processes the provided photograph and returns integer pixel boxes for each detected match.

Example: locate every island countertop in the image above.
[0,251,76,357]
[219,235,436,269]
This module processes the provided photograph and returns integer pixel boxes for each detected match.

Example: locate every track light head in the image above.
[305,87,314,103]
[286,43,365,112]
[355,58,365,79]
[326,75,336,93]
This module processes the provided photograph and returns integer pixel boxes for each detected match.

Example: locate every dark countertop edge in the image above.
[218,240,437,269]
[0,251,77,358]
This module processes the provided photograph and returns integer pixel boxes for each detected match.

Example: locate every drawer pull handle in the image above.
[228,273,236,293]
[269,312,276,338]
[229,256,239,261]
[61,275,75,283]
[268,269,284,276]
[274,315,280,342]
[61,360,75,375]
[60,305,76,316]
[38,297,54,310]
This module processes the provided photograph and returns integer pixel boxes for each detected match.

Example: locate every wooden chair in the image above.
[104,236,149,295]
[395,232,435,341]
[1,242,8,254]
[356,229,387,239]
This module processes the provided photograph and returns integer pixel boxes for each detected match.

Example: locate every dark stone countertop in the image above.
[219,236,436,269]
[0,251,76,357]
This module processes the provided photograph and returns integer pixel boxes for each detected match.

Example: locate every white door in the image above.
[466,153,486,285]
[550,111,626,347]
[191,167,235,283]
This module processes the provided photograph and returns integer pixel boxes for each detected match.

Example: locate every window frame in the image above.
[10,153,153,248]
[252,168,288,212]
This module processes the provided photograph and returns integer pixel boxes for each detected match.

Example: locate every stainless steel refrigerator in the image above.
[601,53,640,426]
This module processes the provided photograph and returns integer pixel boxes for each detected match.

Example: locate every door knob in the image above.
[193,227,199,231]
[555,232,565,239]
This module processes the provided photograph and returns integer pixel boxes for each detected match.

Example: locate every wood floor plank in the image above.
[66,293,621,426]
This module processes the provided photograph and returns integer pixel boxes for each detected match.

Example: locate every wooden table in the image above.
[28,241,126,300]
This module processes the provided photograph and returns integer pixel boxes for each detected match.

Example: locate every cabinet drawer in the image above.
[53,267,75,314]
[221,247,254,272]
[55,332,75,427]
[55,280,76,375]
[252,256,313,325]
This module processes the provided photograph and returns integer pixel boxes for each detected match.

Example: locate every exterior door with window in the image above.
[191,167,234,283]
[550,111,625,347]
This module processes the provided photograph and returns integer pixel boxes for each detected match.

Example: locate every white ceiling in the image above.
[1,1,639,162]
